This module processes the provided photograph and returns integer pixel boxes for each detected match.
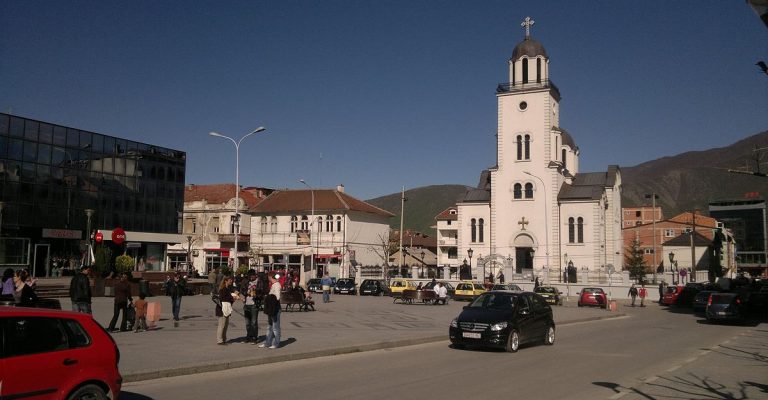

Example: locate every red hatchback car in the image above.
[577,287,607,308]
[0,307,122,400]
[662,285,684,306]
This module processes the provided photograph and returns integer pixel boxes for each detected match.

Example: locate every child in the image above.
[133,293,149,332]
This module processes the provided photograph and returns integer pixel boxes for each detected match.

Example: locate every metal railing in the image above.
[496,79,560,97]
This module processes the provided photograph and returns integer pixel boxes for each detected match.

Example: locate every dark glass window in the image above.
[36,165,51,183]
[5,161,21,182]
[568,217,575,243]
[23,141,37,162]
[577,217,584,243]
[104,136,115,155]
[8,139,23,160]
[51,146,66,166]
[37,144,51,164]
[524,135,531,160]
[24,120,38,141]
[0,135,7,158]
[0,114,8,134]
[478,218,484,243]
[92,134,104,154]
[524,183,534,199]
[471,218,477,242]
[522,58,529,83]
[66,128,79,148]
[513,183,522,199]
[562,149,567,169]
[79,130,92,150]
[2,317,70,357]
[9,117,24,137]
[39,123,53,144]
[516,135,522,160]
[536,58,541,83]
[53,126,66,146]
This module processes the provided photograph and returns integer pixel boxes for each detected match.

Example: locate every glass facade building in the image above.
[0,113,186,275]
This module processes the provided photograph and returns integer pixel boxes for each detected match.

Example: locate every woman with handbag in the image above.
[215,276,238,345]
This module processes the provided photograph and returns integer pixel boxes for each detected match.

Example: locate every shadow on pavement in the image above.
[119,391,155,400]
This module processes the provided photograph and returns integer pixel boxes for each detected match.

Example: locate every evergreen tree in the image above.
[625,239,647,283]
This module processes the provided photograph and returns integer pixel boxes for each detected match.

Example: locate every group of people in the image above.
[414,279,449,304]
[628,284,648,307]
[1,268,39,306]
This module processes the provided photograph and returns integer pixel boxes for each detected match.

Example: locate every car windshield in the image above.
[457,284,471,290]
[308,279,320,284]
[710,294,736,304]
[337,279,353,285]
[473,284,485,290]
[468,293,516,310]
[537,287,556,293]
[665,287,678,294]
[584,288,604,294]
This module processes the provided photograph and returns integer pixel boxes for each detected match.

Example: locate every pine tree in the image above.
[625,239,647,283]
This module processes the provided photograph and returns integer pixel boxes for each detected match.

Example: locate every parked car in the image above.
[534,286,563,306]
[334,278,357,295]
[0,306,122,400]
[662,285,684,306]
[577,287,607,308]
[453,281,487,301]
[492,284,522,291]
[706,293,745,323]
[693,290,718,312]
[360,279,389,296]
[449,291,555,352]
[307,278,323,293]
[423,281,456,298]
[389,278,418,296]
[677,283,706,307]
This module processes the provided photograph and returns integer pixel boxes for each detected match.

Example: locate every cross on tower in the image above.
[518,217,529,230]
[521,16,535,38]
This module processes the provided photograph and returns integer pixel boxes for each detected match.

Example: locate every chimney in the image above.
[336,184,345,193]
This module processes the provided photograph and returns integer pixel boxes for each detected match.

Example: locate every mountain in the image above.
[366,185,471,235]
[367,131,768,233]
[621,130,768,216]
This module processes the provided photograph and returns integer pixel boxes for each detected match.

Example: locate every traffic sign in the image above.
[95,231,103,243]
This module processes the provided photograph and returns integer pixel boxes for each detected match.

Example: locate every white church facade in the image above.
[453,17,623,283]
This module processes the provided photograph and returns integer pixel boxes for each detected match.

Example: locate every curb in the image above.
[121,312,626,383]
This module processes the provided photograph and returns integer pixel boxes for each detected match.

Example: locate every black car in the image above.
[693,290,718,312]
[706,293,745,323]
[360,279,389,296]
[534,286,563,306]
[334,278,357,295]
[449,291,555,352]
[307,278,323,293]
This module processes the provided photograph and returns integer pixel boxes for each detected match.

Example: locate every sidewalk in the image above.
[60,293,623,382]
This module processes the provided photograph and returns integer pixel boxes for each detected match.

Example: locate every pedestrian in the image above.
[69,265,93,313]
[321,272,333,303]
[435,282,448,305]
[658,280,666,303]
[498,271,505,284]
[534,277,540,290]
[260,273,282,349]
[133,293,149,332]
[215,276,237,345]
[628,284,638,306]
[639,284,647,307]
[1,268,14,297]
[108,273,132,332]
[416,282,423,291]
[165,272,186,321]
[208,267,218,294]
[12,269,38,307]
[240,270,261,344]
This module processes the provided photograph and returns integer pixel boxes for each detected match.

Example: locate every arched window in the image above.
[536,58,541,83]
[300,215,308,231]
[326,215,333,232]
[562,148,567,169]
[471,218,477,243]
[317,216,324,232]
[260,217,267,233]
[290,216,298,233]
[516,135,523,160]
[270,217,277,233]
[525,183,534,199]
[522,58,529,83]
[513,183,523,199]
[336,216,342,232]
[524,135,531,160]
[478,218,485,243]
[568,217,575,243]
[577,217,584,243]
[511,61,515,83]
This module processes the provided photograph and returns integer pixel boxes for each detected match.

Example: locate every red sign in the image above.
[112,228,126,245]
[94,231,104,243]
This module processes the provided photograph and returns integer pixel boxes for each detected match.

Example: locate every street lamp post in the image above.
[209,127,266,272]
[84,209,94,267]
[186,235,194,273]
[523,171,549,277]
[562,252,568,283]
[668,251,676,285]
[645,193,659,283]
[299,179,315,278]
[468,248,474,281]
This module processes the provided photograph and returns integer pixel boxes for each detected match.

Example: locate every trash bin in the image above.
[139,280,151,297]
[609,300,618,311]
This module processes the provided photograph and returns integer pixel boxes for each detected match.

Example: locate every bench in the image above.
[280,291,314,312]
[393,290,448,305]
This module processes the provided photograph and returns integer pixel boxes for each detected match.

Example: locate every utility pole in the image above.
[690,211,697,282]
[398,186,405,277]
[645,194,659,282]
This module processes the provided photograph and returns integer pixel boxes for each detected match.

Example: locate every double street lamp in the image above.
[209,127,267,270]
[299,179,316,277]
[467,248,474,280]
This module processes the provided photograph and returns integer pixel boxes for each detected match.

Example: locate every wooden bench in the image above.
[280,291,314,311]
[393,290,447,305]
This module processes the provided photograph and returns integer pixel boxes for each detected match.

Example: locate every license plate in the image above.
[718,311,727,316]
[462,332,481,339]
[341,290,348,293]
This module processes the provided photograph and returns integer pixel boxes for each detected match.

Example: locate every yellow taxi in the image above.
[453,281,487,301]
[388,278,418,295]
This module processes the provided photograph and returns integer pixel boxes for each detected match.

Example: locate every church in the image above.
[449,17,623,283]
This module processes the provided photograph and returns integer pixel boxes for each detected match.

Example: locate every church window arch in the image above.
[300,215,309,231]
[513,183,523,199]
[471,218,477,243]
[270,217,277,233]
[524,183,534,199]
[260,217,267,233]
[562,148,567,169]
[524,135,531,160]
[568,217,575,243]
[516,135,523,160]
[577,217,584,243]
[317,216,324,232]
[536,58,541,83]
[478,218,485,243]
[336,216,343,232]
[326,214,334,232]
[522,58,529,83]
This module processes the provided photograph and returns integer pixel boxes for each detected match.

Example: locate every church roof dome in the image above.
[511,37,548,60]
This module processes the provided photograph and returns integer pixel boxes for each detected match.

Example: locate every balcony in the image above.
[217,233,250,243]
[496,79,560,100]
[439,238,458,247]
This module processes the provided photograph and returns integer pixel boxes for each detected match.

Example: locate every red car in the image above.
[577,287,607,308]
[0,307,122,400]
[662,285,684,306]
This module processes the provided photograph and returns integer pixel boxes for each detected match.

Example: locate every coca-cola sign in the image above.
[112,228,126,245]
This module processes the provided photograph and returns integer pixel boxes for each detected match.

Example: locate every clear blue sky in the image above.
[1,1,766,200]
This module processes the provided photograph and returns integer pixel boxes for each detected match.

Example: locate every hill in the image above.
[366,185,471,235]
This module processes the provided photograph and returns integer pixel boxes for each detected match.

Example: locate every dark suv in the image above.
[307,279,323,293]
[360,279,389,296]
[334,278,357,295]
[449,291,555,352]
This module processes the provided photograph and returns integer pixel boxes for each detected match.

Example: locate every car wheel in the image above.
[577,302,583,307]
[506,330,520,353]
[67,384,107,400]
[543,325,556,345]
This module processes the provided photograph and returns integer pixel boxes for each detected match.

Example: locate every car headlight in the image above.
[450,318,458,328]
[490,322,508,331]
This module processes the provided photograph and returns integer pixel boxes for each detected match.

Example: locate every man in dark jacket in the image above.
[69,265,92,313]
[108,273,132,332]
[166,272,186,321]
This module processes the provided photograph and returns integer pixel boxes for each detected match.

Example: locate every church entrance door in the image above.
[515,247,533,273]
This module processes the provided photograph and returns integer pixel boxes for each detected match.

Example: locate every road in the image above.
[120,305,767,400]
